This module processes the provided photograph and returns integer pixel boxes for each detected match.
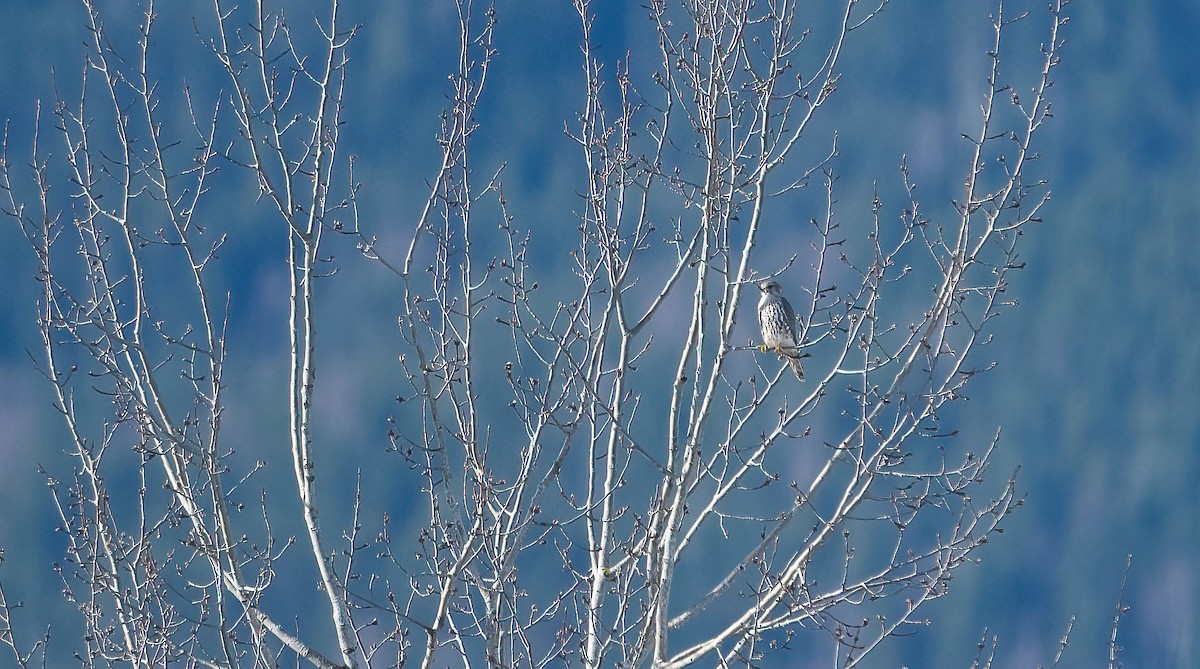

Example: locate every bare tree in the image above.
[0,0,1068,667]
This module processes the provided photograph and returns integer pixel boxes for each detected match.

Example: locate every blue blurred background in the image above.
[0,1,1196,666]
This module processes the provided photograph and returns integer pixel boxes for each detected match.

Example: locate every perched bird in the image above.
[757,280,805,380]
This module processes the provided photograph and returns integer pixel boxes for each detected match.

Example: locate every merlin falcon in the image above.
[757,280,805,380]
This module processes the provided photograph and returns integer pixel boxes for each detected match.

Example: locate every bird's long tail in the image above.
[787,354,805,381]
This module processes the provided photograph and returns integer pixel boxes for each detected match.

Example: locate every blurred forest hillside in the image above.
[0,0,1197,667]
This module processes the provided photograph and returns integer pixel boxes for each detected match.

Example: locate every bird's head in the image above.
[758,280,782,295]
